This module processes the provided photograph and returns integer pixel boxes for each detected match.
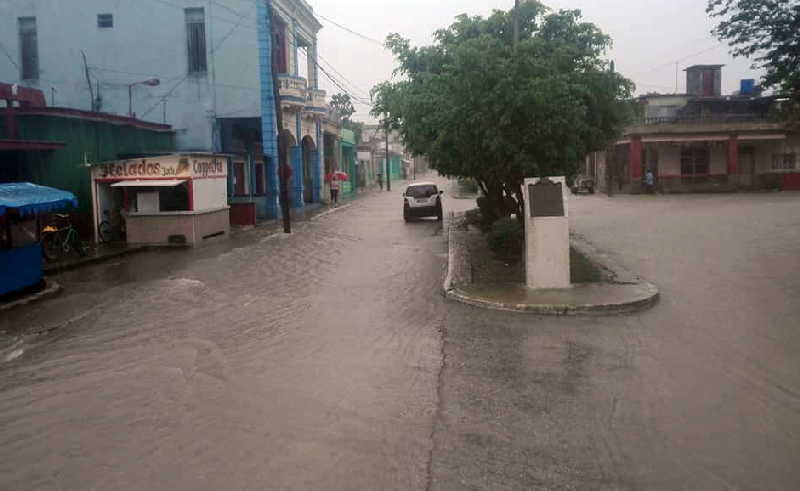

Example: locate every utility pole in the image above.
[675,62,679,93]
[513,0,520,48]
[269,5,291,233]
[608,61,615,197]
[81,51,95,111]
[385,122,391,192]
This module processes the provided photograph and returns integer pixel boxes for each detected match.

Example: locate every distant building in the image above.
[585,65,799,193]
[361,125,421,182]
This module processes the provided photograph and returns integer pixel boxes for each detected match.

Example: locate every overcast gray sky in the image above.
[306,0,762,122]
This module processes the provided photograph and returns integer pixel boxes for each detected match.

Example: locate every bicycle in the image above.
[41,214,88,261]
[98,210,125,243]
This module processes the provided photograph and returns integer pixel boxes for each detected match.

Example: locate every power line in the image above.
[316,52,370,99]
[628,42,725,77]
[0,40,19,70]
[314,13,386,47]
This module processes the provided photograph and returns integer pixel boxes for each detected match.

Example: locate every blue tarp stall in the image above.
[0,183,78,296]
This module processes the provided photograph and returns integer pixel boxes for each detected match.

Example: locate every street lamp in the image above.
[128,78,160,118]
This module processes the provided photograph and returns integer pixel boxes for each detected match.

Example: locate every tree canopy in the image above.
[329,93,356,121]
[371,1,633,221]
[708,0,800,119]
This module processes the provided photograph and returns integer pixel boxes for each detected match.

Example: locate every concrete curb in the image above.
[0,280,62,313]
[43,246,148,275]
[445,283,660,316]
[442,214,659,316]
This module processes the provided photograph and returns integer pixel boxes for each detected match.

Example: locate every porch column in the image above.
[291,20,299,77]
[727,135,739,175]
[290,145,303,208]
[257,0,280,219]
[629,135,643,182]
[291,112,304,208]
[307,40,319,90]
[313,120,322,202]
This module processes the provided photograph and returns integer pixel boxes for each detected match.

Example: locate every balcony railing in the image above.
[277,74,308,107]
[637,113,775,126]
[304,89,327,114]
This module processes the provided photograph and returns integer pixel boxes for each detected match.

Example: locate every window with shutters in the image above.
[98,14,113,29]
[771,153,797,171]
[185,8,207,74]
[680,146,709,176]
[18,17,38,80]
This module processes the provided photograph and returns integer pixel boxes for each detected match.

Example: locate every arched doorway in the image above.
[301,135,316,203]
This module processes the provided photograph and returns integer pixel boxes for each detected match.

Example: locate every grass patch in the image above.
[570,247,604,283]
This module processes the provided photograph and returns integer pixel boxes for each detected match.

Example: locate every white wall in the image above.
[709,142,727,175]
[0,0,261,151]
[193,178,227,211]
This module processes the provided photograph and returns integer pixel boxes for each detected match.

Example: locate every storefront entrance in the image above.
[302,135,315,203]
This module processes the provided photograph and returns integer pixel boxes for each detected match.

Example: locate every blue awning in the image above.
[0,182,78,217]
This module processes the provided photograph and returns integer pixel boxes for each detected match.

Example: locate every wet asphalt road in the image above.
[1,179,800,490]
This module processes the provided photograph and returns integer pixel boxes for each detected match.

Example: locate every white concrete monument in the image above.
[523,176,571,289]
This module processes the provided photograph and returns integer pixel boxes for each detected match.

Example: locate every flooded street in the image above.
[2,181,800,490]
[0,184,454,490]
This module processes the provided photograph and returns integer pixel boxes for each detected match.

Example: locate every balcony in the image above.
[304,89,327,116]
[277,74,308,109]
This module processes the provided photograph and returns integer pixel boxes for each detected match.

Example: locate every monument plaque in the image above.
[529,181,565,217]
[523,176,571,289]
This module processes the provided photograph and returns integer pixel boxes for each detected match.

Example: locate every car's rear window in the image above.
[406,185,437,198]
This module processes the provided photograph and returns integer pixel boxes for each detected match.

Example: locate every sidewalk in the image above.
[43,243,149,275]
[443,213,659,315]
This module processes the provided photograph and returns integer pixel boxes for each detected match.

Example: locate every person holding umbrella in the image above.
[329,171,340,205]
[326,170,349,206]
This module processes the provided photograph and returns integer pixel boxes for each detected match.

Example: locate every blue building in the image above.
[0,0,328,224]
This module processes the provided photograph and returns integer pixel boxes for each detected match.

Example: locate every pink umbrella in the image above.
[326,171,349,182]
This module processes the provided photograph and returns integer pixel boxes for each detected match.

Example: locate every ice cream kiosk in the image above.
[90,153,229,246]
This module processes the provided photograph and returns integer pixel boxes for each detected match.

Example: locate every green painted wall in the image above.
[0,114,175,214]
[341,142,357,196]
[390,155,403,180]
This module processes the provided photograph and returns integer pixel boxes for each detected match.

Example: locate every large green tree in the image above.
[371,1,633,222]
[708,0,800,119]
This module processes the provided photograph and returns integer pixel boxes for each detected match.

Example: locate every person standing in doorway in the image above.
[645,169,655,194]
[330,172,340,206]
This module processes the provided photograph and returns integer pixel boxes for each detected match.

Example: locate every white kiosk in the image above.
[523,176,571,289]
[90,153,229,246]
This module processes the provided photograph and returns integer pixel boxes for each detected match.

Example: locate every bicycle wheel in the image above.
[66,229,87,257]
[98,220,113,243]
[42,233,61,261]
[73,233,89,257]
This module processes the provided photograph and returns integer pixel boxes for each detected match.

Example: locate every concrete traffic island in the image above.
[443,215,660,316]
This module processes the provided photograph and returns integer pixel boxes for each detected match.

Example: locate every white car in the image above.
[403,182,443,222]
